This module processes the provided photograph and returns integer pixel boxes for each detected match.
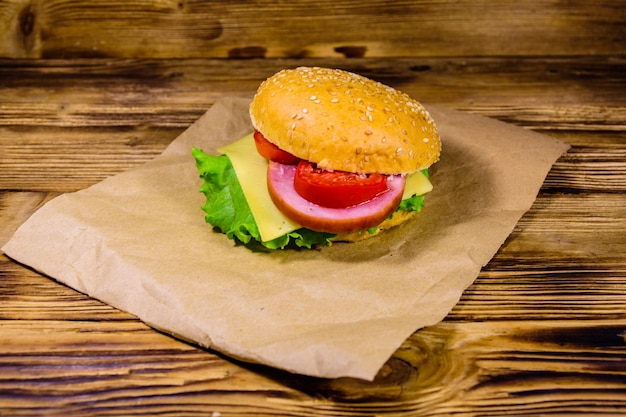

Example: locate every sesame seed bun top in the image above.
[249,66,441,174]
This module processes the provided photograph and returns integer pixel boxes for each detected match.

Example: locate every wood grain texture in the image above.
[1,0,626,413]
[1,0,625,59]
[1,56,625,414]
[1,57,625,193]
[1,306,625,415]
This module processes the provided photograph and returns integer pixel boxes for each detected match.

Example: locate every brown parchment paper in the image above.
[2,98,569,380]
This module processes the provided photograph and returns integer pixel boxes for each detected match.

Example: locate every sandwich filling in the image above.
[192,133,432,249]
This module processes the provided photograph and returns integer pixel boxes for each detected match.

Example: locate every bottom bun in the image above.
[334,210,417,243]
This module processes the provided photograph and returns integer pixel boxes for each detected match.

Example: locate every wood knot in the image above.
[19,5,36,37]
[290,357,416,402]
[286,330,462,403]
[228,46,267,59]
[335,46,367,58]
[409,65,432,72]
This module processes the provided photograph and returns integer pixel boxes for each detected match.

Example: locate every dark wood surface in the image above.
[1,0,624,59]
[1,1,626,415]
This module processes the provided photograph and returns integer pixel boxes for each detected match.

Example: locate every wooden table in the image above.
[1,1,625,415]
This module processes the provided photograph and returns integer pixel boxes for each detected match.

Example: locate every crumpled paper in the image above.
[2,97,569,380]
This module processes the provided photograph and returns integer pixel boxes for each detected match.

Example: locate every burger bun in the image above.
[249,66,441,174]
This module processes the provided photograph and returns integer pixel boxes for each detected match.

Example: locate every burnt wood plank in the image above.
[0,318,624,415]
[1,0,624,59]
[1,57,625,193]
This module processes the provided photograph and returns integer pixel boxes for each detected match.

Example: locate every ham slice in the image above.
[267,161,405,234]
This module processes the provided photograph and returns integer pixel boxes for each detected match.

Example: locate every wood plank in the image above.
[0,319,311,415]
[3,132,625,193]
[2,57,625,112]
[1,57,625,192]
[542,145,626,192]
[504,194,626,260]
[1,0,624,59]
[0,127,178,192]
[0,258,131,321]
[0,318,624,415]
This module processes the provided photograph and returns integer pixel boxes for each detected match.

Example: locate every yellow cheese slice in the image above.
[219,134,433,242]
[218,134,301,242]
[403,169,433,199]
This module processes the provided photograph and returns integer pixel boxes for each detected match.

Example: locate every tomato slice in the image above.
[253,130,300,165]
[294,161,389,208]
[267,162,405,234]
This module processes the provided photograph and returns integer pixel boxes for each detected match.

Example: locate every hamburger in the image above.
[192,67,441,249]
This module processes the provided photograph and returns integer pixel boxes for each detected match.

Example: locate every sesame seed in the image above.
[365,129,373,135]
[330,98,339,103]
[309,95,317,101]
[423,137,430,143]
[302,108,308,113]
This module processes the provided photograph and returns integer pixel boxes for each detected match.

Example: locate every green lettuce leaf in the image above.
[397,193,425,213]
[192,148,336,250]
